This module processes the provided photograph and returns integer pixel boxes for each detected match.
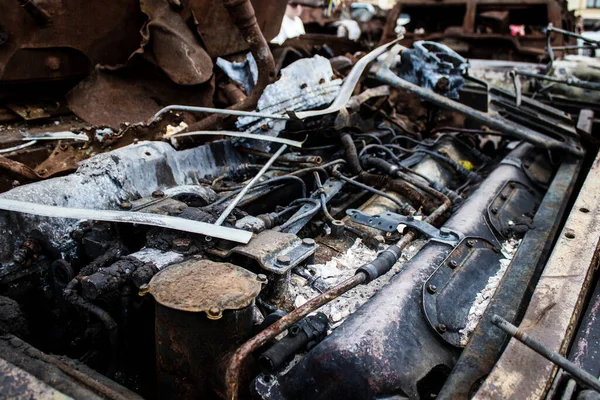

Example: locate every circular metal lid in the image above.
[144,258,263,319]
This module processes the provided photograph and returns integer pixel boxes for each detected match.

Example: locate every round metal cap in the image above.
[146,258,262,317]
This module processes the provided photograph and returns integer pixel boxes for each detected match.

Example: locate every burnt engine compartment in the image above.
[0,87,583,399]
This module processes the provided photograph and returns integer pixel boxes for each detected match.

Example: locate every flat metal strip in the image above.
[0,198,252,244]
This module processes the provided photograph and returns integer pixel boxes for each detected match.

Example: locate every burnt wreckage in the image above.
[0,1,599,400]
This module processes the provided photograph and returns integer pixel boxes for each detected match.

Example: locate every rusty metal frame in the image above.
[473,150,600,399]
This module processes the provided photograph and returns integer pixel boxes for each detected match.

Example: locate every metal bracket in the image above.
[422,237,503,347]
[346,209,463,245]
[211,230,317,274]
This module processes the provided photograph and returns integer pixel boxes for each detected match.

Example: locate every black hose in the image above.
[340,133,363,175]
[64,279,119,373]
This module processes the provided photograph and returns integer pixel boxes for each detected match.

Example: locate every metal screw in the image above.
[277,255,291,265]
[152,190,165,198]
[119,201,132,210]
[257,274,268,284]
[427,284,437,294]
[302,238,315,246]
[466,239,476,248]
[449,260,459,268]
[437,323,447,333]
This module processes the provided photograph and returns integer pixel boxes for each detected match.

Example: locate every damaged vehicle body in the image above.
[0,1,600,400]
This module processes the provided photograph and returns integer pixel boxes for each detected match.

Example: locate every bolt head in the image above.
[302,238,315,246]
[427,283,437,294]
[277,255,291,265]
[152,190,165,198]
[491,208,498,214]
[119,201,132,210]
[436,323,447,333]
[466,240,476,247]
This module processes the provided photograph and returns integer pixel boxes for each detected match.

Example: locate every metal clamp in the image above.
[346,209,463,245]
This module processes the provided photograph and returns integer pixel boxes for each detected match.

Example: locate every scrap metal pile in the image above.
[0,1,599,400]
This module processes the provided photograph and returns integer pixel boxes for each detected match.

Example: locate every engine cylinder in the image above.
[145,258,263,399]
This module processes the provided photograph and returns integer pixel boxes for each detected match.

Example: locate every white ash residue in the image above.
[291,238,426,329]
[459,238,521,346]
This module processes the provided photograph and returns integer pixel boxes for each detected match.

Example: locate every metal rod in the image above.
[0,140,38,154]
[225,273,366,400]
[224,230,419,400]
[546,24,600,45]
[515,70,600,91]
[373,65,583,157]
[171,130,304,147]
[551,45,600,51]
[214,144,288,226]
[151,105,289,123]
[491,314,600,393]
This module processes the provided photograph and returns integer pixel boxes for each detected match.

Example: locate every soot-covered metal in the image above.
[0,1,598,400]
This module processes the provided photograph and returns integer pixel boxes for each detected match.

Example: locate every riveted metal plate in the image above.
[422,237,503,347]
[487,181,540,239]
[223,230,316,274]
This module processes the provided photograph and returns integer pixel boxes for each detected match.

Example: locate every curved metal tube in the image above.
[151,106,288,123]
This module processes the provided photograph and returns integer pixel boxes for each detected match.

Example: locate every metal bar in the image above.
[515,69,600,91]
[225,230,418,400]
[551,45,600,50]
[0,140,37,154]
[491,315,600,393]
[225,273,366,400]
[22,131,89,141]
[372,65,583,157]
[0,198,252,244]
[214,144,288,226]
[151,105,289,123]
[547,24,600,45]
[171,130,304,147]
